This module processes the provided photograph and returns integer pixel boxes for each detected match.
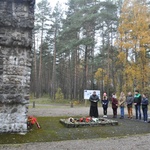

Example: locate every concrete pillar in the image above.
[0,0,35,133]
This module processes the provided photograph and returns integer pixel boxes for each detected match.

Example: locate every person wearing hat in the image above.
[89,91,100,118]
[101,93,109,118]
[133,90,142,120]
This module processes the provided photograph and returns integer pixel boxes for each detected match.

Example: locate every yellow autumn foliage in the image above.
[94,68,104,82]
[94,68,111,87]
[116,0,150,93]
[117,51,126,64]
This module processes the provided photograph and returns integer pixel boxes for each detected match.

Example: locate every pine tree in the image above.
[35,0,51,97]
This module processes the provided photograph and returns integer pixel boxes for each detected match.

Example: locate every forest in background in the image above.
[30,0,150,100]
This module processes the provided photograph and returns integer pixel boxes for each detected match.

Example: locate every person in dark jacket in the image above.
[89,91,100,118]
[141,93,148,122]
[133,90,142,120]
[101,93,109,118]
[126,92,134,119]
[111,93,118,118]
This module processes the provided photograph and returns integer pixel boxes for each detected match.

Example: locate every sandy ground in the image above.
[28,104,129,117]
[0,105,150,150]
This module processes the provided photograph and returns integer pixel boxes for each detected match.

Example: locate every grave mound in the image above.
[60,117,118,128]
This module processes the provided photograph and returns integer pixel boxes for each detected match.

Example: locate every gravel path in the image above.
[1,134,150,150]
[0,105,150,150]
[27,105,129,117]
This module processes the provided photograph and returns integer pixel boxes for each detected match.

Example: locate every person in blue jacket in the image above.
[102,93,109,118]
[141,93,148,122]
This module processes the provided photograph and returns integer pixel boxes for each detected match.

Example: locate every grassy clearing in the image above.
[1,97,149,144]
[0,116,150,144]
[29,97,88,107]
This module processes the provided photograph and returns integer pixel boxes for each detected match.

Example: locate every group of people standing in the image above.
[89,90,149,122]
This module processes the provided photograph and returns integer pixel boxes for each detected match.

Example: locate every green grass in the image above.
[1,97,150,144]
[30,97,53,104]
[0,116,150,144]
[29,97,87,107]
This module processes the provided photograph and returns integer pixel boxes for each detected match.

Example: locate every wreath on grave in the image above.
[27,116,41,130]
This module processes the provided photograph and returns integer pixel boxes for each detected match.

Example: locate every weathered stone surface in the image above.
[0,104,28,133]
[0,0,34,133]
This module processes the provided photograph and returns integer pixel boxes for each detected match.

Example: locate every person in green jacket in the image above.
[133,90,141,120]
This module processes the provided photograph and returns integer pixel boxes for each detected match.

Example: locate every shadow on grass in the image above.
[0,116,150,144]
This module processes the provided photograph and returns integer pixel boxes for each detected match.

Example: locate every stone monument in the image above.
[0,0,35,133]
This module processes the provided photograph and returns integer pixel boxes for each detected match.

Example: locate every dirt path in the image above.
[28,105,129,117]
[0,134,150,150]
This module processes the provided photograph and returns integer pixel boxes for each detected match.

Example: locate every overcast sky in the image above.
[36,0,68,8]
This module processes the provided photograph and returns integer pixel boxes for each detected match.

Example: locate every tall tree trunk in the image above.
[107,37,110,97]
[82,46,88,92]
[38,21,44,97]
[73,47,78,99]
[110,25,115,92]
[34,34,38,98]
[90,31,95,90]
[51,27,57,99]
[101,24,105,96]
